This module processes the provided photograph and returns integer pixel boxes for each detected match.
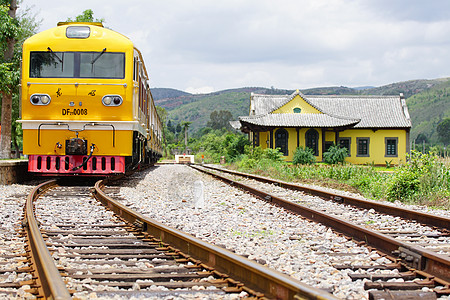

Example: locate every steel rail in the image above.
[24,180,72,299]
[190,164,450,284]
[93,179,338,300]
[198,164,450,230]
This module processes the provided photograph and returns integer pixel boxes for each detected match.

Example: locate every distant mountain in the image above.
[152,78,450,143]
[151,88,191,100]
[353,86,375,90]
[360,78,450,98]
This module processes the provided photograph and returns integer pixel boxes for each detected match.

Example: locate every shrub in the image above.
[293,147,316,165]
[386,150,450,204]
[323,145,348,164]
[386,169,420,201]
[262,147,285,162]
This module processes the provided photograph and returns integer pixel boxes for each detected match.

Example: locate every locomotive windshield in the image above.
[30,51,125,79]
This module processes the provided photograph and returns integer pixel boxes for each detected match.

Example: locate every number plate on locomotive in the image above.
[62,108,88,116]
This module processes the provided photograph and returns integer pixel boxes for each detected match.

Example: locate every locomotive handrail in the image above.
[27,82,127,87]
[37,122,116,147]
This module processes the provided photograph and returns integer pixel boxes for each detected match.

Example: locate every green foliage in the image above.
[385,160,393,168]
[0,4,20,92]
[236,147,286,171]
[163,91,250,133]
[183,129,249,163]
[437,118,450,145]
[262,147,285,162]
[0,4,19,45]
[1,2,40,157]
[407,79,450,144]
[0,62,15,92]
[386,150,450,204]
[386,169,420,201]
[207,110,233,130]
[293,146,316,165]
[224,134,250,161]
[66,9,104,23]
[323,145,348,164]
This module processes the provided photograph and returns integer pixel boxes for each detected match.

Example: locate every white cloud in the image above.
[185,86,215,94]
[21,0,450,91]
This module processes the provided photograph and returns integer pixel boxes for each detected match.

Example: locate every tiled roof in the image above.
[250,94,290,115]
[239,113,359,128]
[247,92,411,128]
[229,120,242,130]
[306,95,412,128]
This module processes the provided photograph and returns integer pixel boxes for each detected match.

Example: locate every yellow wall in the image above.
[272,95,321,114]
[254,127,408,165]
[337,129,408,165]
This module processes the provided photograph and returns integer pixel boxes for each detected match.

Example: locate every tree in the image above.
[167,120,174,133]
[415,133,428,144]
[437,118,450,145]
[181,121,191,149]
[1,1,41,159]
[66,9,104,23]
[175,123,182,134]
[156,106,168,157]
[207,110,233,130]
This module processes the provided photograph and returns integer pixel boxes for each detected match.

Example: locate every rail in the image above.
[190,164,450,284]
[198,164,450,230]
[23,180,72,299]
[93,178,338,300]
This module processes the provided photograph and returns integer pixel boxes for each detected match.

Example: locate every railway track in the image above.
[191,164,450,299]
[21,177,336,299]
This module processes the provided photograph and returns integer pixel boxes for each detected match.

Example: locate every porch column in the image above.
[270,129,274,149]
[252,131,256,147]
[322,128,326,155]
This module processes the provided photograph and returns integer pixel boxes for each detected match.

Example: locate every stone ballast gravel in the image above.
[120,165,406,299]
[0,184,35,299]
[206,167,450,254]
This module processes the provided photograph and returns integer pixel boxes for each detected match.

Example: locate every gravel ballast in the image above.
[119,165,420,299]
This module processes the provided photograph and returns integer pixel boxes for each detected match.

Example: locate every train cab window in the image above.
[79,52,125,78]
[30,52,75,78]
[30,51,125,79]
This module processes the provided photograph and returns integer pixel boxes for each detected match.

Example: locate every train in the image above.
[19,22,162,175]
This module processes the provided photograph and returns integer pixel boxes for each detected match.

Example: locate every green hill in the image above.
[405,79,450,143]
[152,78,450,144]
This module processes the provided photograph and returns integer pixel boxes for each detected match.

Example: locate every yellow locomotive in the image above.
[20,22,162,175]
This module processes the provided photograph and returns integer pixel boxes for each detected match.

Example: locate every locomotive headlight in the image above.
[103,96,112,105]
[31,96,40,104]
[102,95,123,106]
[113,96,121,105]
[41,95,50,104]
[30,94,51,105]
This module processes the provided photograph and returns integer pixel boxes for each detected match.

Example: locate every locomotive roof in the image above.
[23,23,134,52]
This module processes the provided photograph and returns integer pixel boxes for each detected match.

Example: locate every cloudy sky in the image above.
[20,0,450,93]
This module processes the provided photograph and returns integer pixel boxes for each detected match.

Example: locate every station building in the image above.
[236,90,412,165]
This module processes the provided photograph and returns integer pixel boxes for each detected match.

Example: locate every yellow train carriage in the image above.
[20,22,162,175]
